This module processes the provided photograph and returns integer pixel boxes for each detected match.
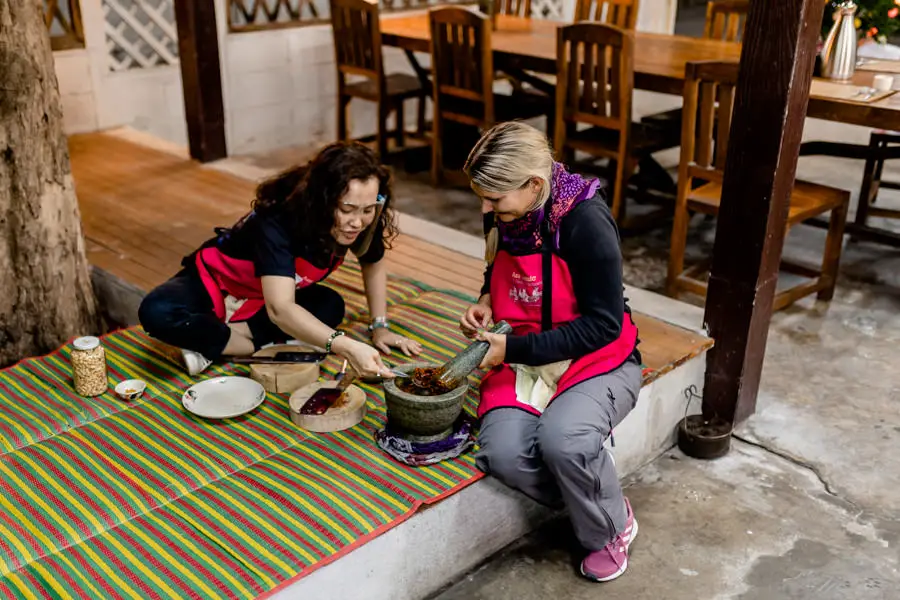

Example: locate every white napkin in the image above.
[223,295,247,324]
[512,360,572,413]
[858,41,900,60]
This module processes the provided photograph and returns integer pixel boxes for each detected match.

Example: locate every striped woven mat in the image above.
[0,265,486,599]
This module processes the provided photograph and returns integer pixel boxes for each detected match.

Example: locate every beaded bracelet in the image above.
[326,330,345,353]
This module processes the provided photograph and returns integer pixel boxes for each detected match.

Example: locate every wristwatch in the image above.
[368,317,390,332]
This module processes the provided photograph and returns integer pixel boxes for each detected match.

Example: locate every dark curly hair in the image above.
[252,142,397,261]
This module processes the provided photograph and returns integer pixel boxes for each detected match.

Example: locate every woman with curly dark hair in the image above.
[139,142,421,377]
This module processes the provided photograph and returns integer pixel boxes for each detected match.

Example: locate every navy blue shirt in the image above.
[187,207,385,278]
[482,195,636,366]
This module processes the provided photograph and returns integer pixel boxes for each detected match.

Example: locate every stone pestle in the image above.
[434,321,514,389]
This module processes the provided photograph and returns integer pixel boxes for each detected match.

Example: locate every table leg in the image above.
[404,50,432,95]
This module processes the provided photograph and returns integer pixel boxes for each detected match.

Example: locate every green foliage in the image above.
[822,0,900,43]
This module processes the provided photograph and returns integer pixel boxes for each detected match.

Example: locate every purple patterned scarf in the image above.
[496,162,599,254]
[375,419,476,467]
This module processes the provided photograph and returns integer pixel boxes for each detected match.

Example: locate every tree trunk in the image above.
[0,1,100,367]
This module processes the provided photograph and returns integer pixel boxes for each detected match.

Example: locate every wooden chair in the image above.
[854,131,900,234]
[666,61,850,310]
[331,0,427,160]
[553,22,672,223]
[497,0,531,17]
[430,6,552,185]
[574,0,639,28]
[641,1,748,143]
[703,0,750,42]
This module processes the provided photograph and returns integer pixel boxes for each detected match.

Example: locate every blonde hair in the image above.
[464,122,554,264]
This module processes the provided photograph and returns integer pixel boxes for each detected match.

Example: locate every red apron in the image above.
[477,249,638,418]
[194,246,342,323]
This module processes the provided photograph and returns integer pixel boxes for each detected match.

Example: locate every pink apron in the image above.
[194,246,342,323]
[477,249,639,419]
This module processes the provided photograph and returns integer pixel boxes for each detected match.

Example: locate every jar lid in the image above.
[73,336,100,351]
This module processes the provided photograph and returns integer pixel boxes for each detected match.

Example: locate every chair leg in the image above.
[667,196,692,298]
[395,101,406,149]
[872,138,887,201]
[552,119,566,163]
[376,103,390,160]
[610,157,636,224]
[416,94,426,136]
[854,136,881,235]
[818,198,849,301]
[431,114,443,187]
[545,113,555,149]
[337,95,348,142]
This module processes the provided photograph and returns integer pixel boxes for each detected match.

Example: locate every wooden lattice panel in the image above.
[102,0,179,71]
[227,0,474,32]
[45,0,85,51]
[531,0,564,19]
[228,0,325,31]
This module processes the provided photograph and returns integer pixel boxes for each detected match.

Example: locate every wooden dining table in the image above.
[380,13,900,132]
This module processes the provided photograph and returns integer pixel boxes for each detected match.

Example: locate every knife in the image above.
[228,351,327,365]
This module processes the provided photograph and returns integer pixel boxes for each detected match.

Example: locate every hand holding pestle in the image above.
[435,321,513,389]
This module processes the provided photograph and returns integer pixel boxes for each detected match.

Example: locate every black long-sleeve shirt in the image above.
[482,194,637,366]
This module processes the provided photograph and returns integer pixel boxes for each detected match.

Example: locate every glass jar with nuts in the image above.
[71,336,108,397]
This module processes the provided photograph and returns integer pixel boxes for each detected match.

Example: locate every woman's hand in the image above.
[332,337,394,380]
[372,327,423,357]
[476,332,506,370]
[460,302,493,339]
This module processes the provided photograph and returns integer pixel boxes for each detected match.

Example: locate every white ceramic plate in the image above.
[182,376,266,419]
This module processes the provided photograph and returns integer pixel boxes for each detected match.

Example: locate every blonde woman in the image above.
[459,122,642,582]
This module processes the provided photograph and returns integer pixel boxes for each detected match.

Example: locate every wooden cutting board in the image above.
[248,344,320,394]
[289,382,367,433]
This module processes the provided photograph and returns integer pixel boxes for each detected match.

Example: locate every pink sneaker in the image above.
[580,497,638,582]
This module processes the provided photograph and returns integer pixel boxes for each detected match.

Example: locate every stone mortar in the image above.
[382,362,468,443]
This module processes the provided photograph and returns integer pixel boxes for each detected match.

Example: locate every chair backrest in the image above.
[429,7,494,125]
[703,0,749,42]
[678,60,739,189]
[574,0,638,29]
[555,22,633,135]
[497,0,531,17]
[330,0,382,81]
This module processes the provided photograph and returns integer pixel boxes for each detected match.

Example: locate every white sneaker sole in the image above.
[580,516,639,583]
[181,349,212,376]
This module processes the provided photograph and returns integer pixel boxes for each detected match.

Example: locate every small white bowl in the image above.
[115,379,146,401]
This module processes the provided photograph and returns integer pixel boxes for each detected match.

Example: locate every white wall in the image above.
[218,24,339,154]
[636,0,679,34]
[53,0,186,145]
[55,49,100,134]
[94,66,187,145]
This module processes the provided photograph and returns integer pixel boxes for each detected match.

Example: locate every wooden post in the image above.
[174,0,227,162]
[702,0,822,424]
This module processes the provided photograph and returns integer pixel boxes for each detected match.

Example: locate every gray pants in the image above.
[475,359,641,551]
